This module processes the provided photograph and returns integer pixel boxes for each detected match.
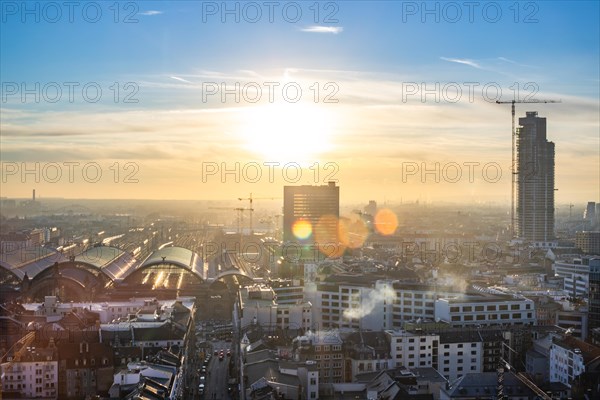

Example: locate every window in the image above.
[475,306,484,311]
[463,306,472,312]
[487,305,496,311]
[511,304,520,310]
[499,305,508,311]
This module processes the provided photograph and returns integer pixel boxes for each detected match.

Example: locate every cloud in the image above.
[170,76,192,84]
[497,57,536,69]
[2,68,597,203]
[139,10,163,16]
[301,26,344,34]
[440,57,482,69]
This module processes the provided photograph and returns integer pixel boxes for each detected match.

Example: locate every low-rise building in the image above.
[434,295,535,327]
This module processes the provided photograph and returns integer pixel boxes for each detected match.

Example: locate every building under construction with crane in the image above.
[516,111,556,246]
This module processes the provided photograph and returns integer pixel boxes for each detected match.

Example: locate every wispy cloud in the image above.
[301,26,344,34]
[440,57,482,69]
[139,10,163,16]
[497,57,537,69]
[170,76,192,84]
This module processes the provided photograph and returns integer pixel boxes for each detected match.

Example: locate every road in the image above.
[204,340,233,400]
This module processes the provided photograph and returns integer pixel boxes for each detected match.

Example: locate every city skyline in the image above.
[1,1,599,203]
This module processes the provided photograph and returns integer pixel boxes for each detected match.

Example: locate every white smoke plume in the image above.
[343,286,397,320]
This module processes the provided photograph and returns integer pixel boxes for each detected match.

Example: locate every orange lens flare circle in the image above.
[374,209,398,236]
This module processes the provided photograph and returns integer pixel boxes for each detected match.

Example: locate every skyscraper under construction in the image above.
[517,112,555,245]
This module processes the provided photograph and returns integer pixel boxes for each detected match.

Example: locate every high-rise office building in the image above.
[588,258,600,339]
[585,202,597,226]
[576,231,600,255]
[516,112,555,244]
[283,182,339,245]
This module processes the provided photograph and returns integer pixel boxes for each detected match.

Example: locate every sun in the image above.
[238,102,336,163]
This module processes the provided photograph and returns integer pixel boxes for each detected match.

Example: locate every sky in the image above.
[1,1,599,205]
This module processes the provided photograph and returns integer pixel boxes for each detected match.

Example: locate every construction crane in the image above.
[497,340,552,400]
[569,203,574,219]
[208,207,253,234]
[496,99,561,238]
[1,331,36,397]
[238,193,280,235]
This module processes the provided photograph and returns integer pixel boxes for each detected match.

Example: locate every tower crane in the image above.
[496,338,553,400]
[1,331,36,397]
[208,207,253,234]
[238,193,281,234]
[496,99,561,238]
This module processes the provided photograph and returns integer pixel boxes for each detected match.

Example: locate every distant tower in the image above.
[585,202,596,223]
[516,112,555,245]
[32,189,36,202]
[364,200,377,216]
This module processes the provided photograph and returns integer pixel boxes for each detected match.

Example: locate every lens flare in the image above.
[292,219,313,240]
[374,208,398,236]
[314,214,345,258]
[339,216,369,249]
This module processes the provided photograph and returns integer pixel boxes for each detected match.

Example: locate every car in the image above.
[214,350,218,355]
[226,349,231,357]
[219,354,224,361]
[199,375,206,382]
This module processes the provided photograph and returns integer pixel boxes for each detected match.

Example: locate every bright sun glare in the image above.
[239,102,336,163]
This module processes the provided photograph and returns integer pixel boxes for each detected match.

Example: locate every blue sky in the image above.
[1,1,599,202]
